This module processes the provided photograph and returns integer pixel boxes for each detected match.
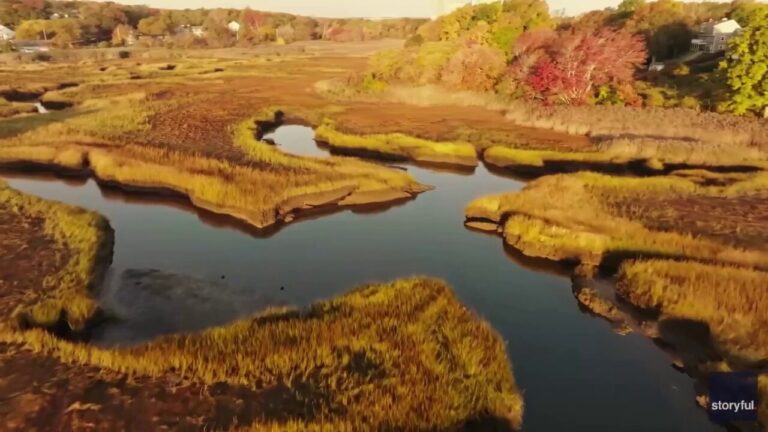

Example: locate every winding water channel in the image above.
[2,125,722,432]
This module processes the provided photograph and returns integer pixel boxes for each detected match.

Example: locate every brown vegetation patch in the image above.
[613,192,768,251]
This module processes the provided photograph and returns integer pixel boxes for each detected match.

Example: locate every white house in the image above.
[0,24,15,41]
[690,19,742,53]
[175,25,207,38]
[227,21,241,33]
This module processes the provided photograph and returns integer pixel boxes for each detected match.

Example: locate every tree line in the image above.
[0,0,425,48]
[362,0,767,117]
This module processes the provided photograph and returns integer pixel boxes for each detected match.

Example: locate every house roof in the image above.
[0,24,15,35]
[701,19,741,35]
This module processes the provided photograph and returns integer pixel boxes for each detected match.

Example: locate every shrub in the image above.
[368,49,408,82]
[670,63,690,77]
[641,87,667,108]
[441,43,506,92]
[405,34,425,48]
[361,73,388,93]
[414,41,458,84]
[679,96,701,111]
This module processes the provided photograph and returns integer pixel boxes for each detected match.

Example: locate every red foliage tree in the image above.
[519,28,647,104]
[242,10,268,30]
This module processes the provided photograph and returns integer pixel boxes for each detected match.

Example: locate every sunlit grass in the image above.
[483,140,768,173]
[316,119,478,167]
[4,274,523,430]
[465,172,768,269]
[618,259,768,364]
[617,259,768,425]
[0,95,425,229]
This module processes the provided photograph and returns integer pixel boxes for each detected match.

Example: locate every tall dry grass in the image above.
[505,100,768,148]
[618,259,768,364]
[617,259,768,426]
[315,119,478,167]
[483,138,768,172]
[0,96,426,229]
[3,277,523,430]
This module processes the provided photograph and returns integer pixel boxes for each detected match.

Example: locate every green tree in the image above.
[618,0,646,15]
[78,2,128,41]
[137,14,174,37]
[502,0,550,29]
[0,0,49,27]
[722,7,768,116]
[730,0,768,27]
[15,18,81,47]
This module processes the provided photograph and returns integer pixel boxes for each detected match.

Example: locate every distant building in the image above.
[227,21,241,33]
[690,18,742,53]
[175,25,206,38]
[191,26,206,38]
[0,24,15,41]
[15,40,53,53]
[648,60,666,72]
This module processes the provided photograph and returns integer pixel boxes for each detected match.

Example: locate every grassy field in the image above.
[465,171,768,270]
[618,259,768,365]
[0,56,432,228]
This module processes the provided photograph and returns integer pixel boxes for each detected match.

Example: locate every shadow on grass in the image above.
[0,109,94,139]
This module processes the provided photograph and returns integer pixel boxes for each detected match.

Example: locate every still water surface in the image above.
[2,126,721,432]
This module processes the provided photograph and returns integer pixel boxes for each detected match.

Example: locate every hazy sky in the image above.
[110,0,736,18]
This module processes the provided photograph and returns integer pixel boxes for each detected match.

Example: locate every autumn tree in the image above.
[203,9,235,47]
[441,43,506,91]
[522,28,647,104]
[292,16,318,41]
[15,17,81,47]
[618,0,646,15]
[137,13,174,37]
[721,6,768,116]
[730,0,768,27]
[624,0,693,60]
[78,2,128,42]
[0,0,49,27]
